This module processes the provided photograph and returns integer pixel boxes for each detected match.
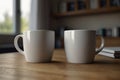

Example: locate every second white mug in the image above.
[64,30,104,63]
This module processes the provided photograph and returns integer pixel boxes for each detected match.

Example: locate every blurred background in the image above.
[0,0,120,52]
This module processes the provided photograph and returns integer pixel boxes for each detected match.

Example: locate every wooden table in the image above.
[0,49,120,80]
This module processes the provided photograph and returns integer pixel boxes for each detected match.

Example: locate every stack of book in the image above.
[99,47,120,59]
[96,27,120,37]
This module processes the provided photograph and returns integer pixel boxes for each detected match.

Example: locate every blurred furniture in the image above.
[54,0,120,17]
[0,44,16,53]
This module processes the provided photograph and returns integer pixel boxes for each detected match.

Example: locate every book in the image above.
[106,28,112,37]
[90,0,99,9]
[99,51,120,59]
[100,0,107,8]
[112,27,119,37]
[99,47,120,59]
[102,47,120,53]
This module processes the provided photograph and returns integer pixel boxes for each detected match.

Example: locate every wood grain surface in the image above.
[0,49,120,80]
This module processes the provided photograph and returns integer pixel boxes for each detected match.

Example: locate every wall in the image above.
[30,0,50,30]
[55,13,120,30]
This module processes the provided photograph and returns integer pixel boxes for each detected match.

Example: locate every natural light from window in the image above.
[0,0,13,34]
[0,0,31,34]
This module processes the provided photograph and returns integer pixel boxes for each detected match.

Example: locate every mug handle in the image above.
[14,34,24,55]
[95,36,104,54]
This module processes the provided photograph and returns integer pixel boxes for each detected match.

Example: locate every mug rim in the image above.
[65,29,96,32]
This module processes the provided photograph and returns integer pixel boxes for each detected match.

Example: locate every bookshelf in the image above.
[53,0,120,17]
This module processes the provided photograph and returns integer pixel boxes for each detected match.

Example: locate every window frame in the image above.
[13,0,21,34]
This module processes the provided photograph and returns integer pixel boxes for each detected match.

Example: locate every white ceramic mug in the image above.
[64,30,104,63]
[14,30,55,62]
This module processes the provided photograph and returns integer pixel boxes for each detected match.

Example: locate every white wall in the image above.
[55,13,120,30]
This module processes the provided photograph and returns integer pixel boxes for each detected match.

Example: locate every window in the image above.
[0,0,31,53]
[0,0,31,34]
[0,0,14,34]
